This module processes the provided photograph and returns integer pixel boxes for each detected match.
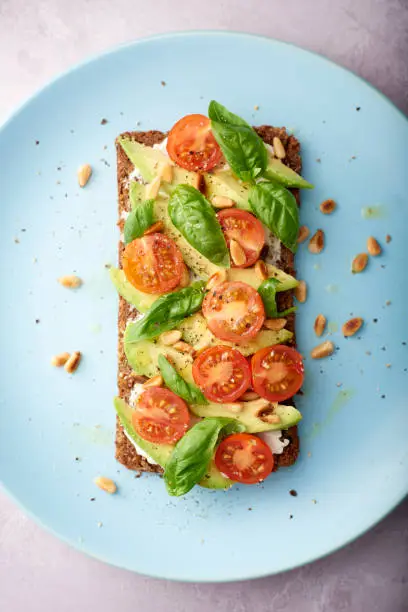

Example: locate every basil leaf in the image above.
[168,185,230,268]
[123,199,154,244]
[249,182,299,253]
[126,282,205,343]
[158,355,208,405]
[164,417,245,496]
[208,101,267,183]
[258,278,298,318]
[258,278,280,318]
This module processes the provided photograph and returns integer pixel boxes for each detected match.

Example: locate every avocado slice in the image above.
[114,397,233,490]
[204,170,251,210]
[179,313,293,355]
[110,267,157,313]
[228,265,298,292]
[265,158,314,190]
[190,399,302,433]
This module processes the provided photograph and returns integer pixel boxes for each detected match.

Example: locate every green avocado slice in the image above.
[109,267,157,313]
[264,158,314,189]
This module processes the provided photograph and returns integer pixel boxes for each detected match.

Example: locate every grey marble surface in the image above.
[0,0,407,610]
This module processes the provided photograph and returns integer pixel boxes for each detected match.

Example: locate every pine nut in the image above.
[241,391,260,401]
[297,225,310,243]
[255,260,268,280]
[64,351,82,373]
[342,317,364,337]
[367,236,381,256]
[160,330,182,346]
[77,164,92,187]
[158,162,173,183]
[143,221,164,236]
[230,239,246,266]
[51,352,70,367]
[179,265,190,288]
[205,270,227,291]
[320,199,336,214]
[94,476,117,494]
[212,196,235,209]
[385,234,392,243]
[145,176,161,199]
[310,341,334,359]
[308,229,325,254]
[352,253,368,273]
[273,136,286,159]
[264,318,287,331]
[173,341,196,355]
[295,280,307,303]
[262,413,281,424]
[58,275,82,288]
[314,314,326,337]
[142,374,163,388]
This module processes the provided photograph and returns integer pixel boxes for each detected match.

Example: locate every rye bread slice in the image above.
[115,127,301,474]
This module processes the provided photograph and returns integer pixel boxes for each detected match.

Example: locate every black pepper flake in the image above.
[315,158,321,163]
[289,489,298,497]
[381,394,386,399]
[402,342,407,346]
[35,319,40,324]
[381,346,386,351]
[356,107,361,111]
[373,318,378,323]
[289,514,293,519]
[75,457,80,461]
[90,497,95,501]
[161,81,166,87]
[35,140,40,145]
[100,118,108,125]
[248,507,252,511]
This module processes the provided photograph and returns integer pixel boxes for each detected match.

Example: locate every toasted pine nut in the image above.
[228,403,242,414]
[142,374,163,388]
[143,221,164,236]
[320,199,336,214]
[194,344,212,357]
[254,260,268,280]
[179,265,190,288]
[77,164,92,187]
[262,413,281,424]
[385,234,392,243]
[51,352,70,367]
[264,318,287,331]
[241,391,260,401]
[273,136,286,159]
[308,229,325,254]
[230,239,246,266]
[206,270,227,291]
[314,314,327,337]
[158,162,173,183]
[295,280,307,303]
[310,341,334,359]
[192,173,203,191]
[342,317,364,337]
[145,176,161,199]
[58,275,82,288]
[367,236,382,256]
[64,351,82,373]
[160,330,182,346]
[173,341,196,355]
[297,225,310,243]
[94,476,117,494]
[352,253,368,273]
[212,196,235,209]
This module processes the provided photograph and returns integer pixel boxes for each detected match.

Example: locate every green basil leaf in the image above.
[158,355,208,405]
[257,277,280,318]
[208,101,267,183]
[126,282,205,343]
[249,182,299,253]
[168,185,230,267]
[164,417,245,496]
[123,199,154,244]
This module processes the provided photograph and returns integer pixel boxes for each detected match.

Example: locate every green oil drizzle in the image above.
[327,321,339,333]
[306,388,355,439]
[361,205,387,219]
[325,284,339,294]
[313,263,321,271]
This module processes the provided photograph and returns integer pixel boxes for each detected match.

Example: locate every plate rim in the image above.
[0,30,407,582]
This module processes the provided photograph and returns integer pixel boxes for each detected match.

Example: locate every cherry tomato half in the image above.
[215,433,274,484]
[132,387,190,444]
[251,345,304,402]
[217,209,265,268]
[202,281,265,344]
[167,114,223,172]
[123,233,183,295]
[192,345,251,403]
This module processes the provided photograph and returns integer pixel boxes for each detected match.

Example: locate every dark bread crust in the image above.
[115,127,301,474]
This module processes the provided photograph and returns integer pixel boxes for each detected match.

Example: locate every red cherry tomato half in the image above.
[132,387,190,444]
[215,433,274,484]
[123,233,183,294]
[167,114,223,172]
[192,345,251,403]
[217,209,265,268]
[251,345,304,402]
[202,281,265,344]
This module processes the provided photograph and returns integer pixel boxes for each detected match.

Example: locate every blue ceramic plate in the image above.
[0,32,407,582]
